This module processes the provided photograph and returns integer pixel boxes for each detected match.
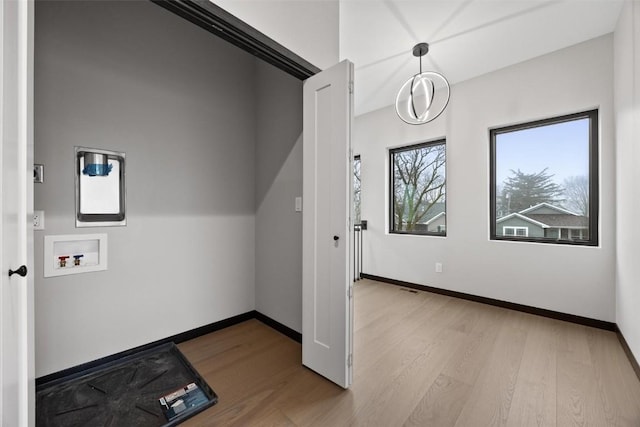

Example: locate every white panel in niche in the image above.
[44,234,108,277]
[79,157,121,214]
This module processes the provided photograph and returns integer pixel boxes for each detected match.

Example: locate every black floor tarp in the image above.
[36,342,217,427]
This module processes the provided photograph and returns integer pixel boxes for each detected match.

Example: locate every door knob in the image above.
[333,235,339,241]
[8,265,27,278]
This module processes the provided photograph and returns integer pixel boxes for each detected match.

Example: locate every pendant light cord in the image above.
[409,53,423,119]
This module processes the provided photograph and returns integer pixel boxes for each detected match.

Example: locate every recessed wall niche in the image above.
[43,234,108,277]
[75,146,126,227]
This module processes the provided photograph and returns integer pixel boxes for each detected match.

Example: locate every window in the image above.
[490,110,598,246]
[390,140,446,235]
[503,226,528,237]
[354,155,361,224]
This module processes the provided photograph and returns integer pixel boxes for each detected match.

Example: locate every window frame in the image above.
[353,154,361,225]
[489,109,599,246]
[389,139,447,237]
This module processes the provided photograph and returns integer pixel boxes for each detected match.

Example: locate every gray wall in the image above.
[34,1,264,376]
[614,0,640,367]
[254,61,304,333]
[354,35,615,322]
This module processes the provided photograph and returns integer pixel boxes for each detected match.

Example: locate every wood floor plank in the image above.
[353,287,451,375]
[310,298,470,426]
[454,310,529,427]
[242,406,298,426]
[271,371,345,426]
[586,327,640,426]
[556,320,625,427]
[175,280,640,427]
[180,319,282,369]
[506,316,558,427]
[353,281,419,332]
[342,327,467,426]
[441,303,505,386]
[557,352,608,426]
[403,373,472,427]
[354,281,437,336]
[556,321,593,366]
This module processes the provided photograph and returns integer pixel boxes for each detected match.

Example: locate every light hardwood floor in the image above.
[179,279,640,426]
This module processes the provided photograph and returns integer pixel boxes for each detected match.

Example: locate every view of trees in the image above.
[497,168,589,217]
[498,168,564,215]
[563,175,589,216]
[393,143,445,231]
[353,156,361,223]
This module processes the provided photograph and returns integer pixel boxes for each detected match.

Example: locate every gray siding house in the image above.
[496,203,589,240]
[413,203,446,233]
[425,212,446,233]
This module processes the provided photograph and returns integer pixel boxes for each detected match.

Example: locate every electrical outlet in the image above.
[33,210,45,230]
[435,262,443,273]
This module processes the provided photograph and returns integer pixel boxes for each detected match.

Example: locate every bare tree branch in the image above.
[562,175,589,216]
[393,144,446,231]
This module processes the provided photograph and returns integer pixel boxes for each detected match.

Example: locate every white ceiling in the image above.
[339,0,624,116]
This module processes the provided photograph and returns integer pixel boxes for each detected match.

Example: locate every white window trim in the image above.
[503,226,528,237]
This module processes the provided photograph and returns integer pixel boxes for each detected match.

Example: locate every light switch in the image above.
[295,196,302,212]
[34,164,44,183]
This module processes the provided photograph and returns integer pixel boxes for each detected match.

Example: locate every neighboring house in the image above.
[425,212,446,233]
[412,203,446,233]
[496,203,589,240]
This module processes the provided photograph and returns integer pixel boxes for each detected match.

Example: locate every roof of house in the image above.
[497,202,588,228]
[525,214,588,228]
[496,213,550,228]
[519,202,580,216]
[419,203,445,224]
[424,211,445,225]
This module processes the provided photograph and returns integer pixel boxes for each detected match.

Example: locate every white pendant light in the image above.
[395,43,450,125]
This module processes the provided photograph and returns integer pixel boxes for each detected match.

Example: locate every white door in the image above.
[302,60,354,389]
[1,0,35,425]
